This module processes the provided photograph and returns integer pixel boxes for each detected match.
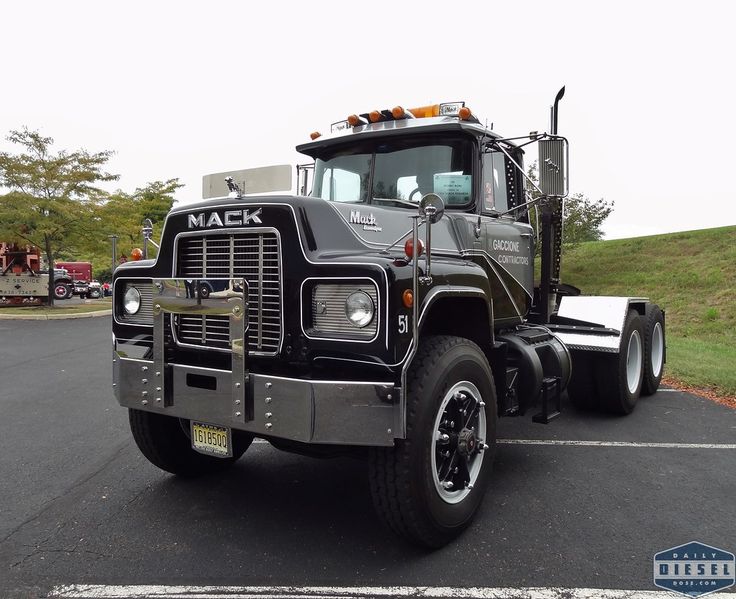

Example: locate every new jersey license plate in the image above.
[190,421,232,458]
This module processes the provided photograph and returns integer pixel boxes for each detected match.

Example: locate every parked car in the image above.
[72,280,90,298]
[87,280,102,299]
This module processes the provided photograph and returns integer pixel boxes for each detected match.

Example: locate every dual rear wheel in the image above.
[569,304,665,414]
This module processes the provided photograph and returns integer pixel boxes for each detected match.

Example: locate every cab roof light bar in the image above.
[327,101,477,134]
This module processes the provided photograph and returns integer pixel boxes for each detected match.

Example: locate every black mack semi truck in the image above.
[112,90,665,547]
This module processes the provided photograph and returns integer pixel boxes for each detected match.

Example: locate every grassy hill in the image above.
[561,225,736,396]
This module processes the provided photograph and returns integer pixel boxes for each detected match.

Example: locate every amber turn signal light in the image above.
[402,289,414,308]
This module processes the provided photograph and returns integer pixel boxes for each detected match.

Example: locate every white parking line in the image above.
[498,439,736,449]
[253,438,736,449]
[49,585,736,599]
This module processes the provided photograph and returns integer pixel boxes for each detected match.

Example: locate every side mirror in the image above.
[538,138,568,197]
[419,193,445,223]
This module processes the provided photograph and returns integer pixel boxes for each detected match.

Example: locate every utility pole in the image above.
[108,235,118,273]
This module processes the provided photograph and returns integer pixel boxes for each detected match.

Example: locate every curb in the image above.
[0,309,112,321]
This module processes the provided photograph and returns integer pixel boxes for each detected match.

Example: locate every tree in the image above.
[561,193,614,245]
[78,179,182,278]
[526,161,614,249]
[0,129,118,304]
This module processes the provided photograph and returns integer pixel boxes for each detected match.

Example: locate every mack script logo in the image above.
[349,210,382,232]
[654,541,735,597]
[187,208,263,229]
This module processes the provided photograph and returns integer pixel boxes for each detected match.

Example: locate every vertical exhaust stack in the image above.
[538,86,567,323]
[550,86,565,135]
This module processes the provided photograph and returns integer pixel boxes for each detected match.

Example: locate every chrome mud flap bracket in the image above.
[151,278,247,421]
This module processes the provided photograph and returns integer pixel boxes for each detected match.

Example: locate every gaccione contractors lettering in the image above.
[492,238,530,266]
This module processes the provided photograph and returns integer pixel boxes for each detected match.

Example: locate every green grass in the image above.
[562,225,736,395]
[0,301,111,315]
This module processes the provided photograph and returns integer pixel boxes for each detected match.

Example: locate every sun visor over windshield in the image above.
[202,165,292,199]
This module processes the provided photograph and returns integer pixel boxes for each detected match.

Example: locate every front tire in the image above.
[54,284,71,300]
[369,336,497,548]
[129,409,253,477]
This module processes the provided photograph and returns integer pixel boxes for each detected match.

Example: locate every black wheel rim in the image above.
[431,381,487,504]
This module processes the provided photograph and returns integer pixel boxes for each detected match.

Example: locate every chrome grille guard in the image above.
[151,278,249,423]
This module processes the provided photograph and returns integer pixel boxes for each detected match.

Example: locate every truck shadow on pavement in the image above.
[105,441,550,580]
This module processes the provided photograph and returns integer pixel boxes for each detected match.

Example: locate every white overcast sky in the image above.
[2,0,734,239]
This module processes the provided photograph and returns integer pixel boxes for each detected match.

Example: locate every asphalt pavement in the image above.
[0,317,734,599]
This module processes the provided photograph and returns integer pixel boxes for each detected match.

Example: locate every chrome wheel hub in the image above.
[457,428,478,457]
[626,329,643,394]
[431,381,487,504]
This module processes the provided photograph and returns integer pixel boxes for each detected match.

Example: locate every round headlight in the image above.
[123,287,141,315]
[345,290,374,328]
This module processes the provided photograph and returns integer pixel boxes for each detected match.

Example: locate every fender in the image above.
[398,283,494,437]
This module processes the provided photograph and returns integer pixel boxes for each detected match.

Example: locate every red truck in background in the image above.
[55,261,99,299]
[56,261,92,282]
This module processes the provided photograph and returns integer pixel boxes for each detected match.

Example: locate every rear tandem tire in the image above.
[641,303,665,396]
[129,409,252,477]
[567,350,597,411]
[595,309,644,414]
[368,335,497,548]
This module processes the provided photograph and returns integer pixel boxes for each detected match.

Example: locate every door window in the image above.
[482,152,508,213]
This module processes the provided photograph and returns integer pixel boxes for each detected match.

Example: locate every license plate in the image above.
[190,421,232,458]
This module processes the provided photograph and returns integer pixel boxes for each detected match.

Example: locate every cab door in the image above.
[479,150,534,323]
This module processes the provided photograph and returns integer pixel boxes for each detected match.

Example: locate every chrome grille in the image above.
[175,231,282,354]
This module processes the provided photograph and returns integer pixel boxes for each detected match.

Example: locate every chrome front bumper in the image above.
[113,278,399,446]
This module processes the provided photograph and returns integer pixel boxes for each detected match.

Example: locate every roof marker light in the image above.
[407,104,439,118]
[391,106,414,119]
[458,106,472,120]
[369,110,383,123]
[348,114,366,127]
[310,131,322,140]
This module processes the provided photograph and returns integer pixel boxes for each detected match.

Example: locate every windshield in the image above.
[312,136,474,208]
